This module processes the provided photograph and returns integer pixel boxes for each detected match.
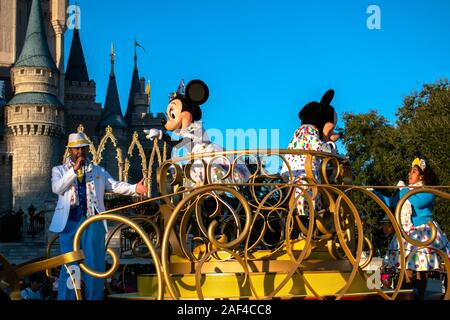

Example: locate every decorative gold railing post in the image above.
[124,131,148,184]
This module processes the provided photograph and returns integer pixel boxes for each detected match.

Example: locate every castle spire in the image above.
[14,0,58,70]
[98,45,127,129]
[110,43,116,77]
[65,25,89,82]
[7,0,61,105]
[124,39,148,123]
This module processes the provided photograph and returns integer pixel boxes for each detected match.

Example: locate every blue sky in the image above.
[66,0,450,149]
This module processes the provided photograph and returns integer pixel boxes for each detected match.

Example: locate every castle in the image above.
[0,0,166,217]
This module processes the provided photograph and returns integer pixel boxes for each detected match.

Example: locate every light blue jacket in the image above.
[373,188,435,226]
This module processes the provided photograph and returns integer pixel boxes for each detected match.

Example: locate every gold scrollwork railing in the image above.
[0,250,85,300]
[150,149,449,300]
[6,148,449,300]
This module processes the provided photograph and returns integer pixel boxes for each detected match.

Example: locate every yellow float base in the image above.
[136,270,374,299]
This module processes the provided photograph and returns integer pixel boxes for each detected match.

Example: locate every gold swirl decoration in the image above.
[152,149,449,300]
[161,185,253,299]
[10,146,448,300]
[0,250,85,300]
[105,215,162,259]
[72,214,164,299]
[341,185,450,300]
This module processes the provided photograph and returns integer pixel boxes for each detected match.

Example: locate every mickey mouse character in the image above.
[281,89,341,216]
[144,79,250,187]
[144,79,208,147]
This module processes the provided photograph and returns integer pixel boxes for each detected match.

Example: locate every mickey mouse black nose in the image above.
[161,118,166,125]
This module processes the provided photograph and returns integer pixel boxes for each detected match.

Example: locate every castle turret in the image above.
[64,26,102,139]
[5,0,65,212]
[97,44,128,132]
[51,0,68,102]
[124,40,150,124]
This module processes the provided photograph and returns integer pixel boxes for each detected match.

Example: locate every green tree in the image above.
[395,79,450,234]
[342,79,450,252]
[342,111,405,187]
[341,111,401,252]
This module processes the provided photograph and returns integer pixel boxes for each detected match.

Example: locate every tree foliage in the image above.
[342,79,450,253]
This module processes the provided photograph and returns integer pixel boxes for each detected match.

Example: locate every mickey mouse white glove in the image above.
[321,141,337,154]
[144,129,163,140]
[397,180,406,190]
[144,128,163,140]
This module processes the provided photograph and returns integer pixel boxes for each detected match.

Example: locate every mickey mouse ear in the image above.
[320,89,335,106]
[186,80,209,105]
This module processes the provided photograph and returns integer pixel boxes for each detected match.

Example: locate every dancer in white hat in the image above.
[49,132,148,300]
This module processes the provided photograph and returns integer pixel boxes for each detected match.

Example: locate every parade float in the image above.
[1,125,449,300]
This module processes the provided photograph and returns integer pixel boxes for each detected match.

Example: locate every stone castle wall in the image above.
[11,67,59,96]
[6,104,64,129]
[64,80,102,138]
[6,103,65,212]
[10,133,65,212]
[0,154,13,212]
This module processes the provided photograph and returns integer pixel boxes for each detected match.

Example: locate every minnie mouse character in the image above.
[281,89,341,216]
[297,89,340,147]
[144,79,250,187]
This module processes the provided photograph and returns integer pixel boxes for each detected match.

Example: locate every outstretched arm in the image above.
[399,189,435,208]
[371,189,400,208]
[104,169,138,196]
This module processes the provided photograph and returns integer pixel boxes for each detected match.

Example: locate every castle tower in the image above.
[5,0,65,212]
[64,25,102,140]
[124,42,150,183]
[0,0,67,103]
[124,41,166,188]
[97,44,128,180]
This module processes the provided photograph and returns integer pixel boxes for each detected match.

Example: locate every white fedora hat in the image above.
[66,132,90,148]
